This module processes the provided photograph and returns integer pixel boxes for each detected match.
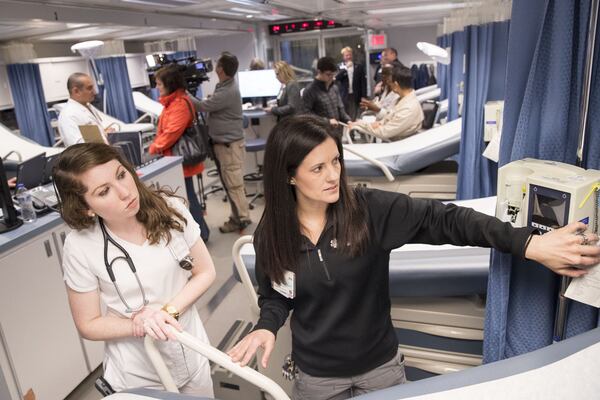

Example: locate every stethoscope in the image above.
[98,218,194,313]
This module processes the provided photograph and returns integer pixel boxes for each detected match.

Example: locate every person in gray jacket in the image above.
[196,52,251,233]
[265,61,303,121]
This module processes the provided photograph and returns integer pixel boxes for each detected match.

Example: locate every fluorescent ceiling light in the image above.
[211,9,245,16]
[226,0,260,6]
[41,26,121,41]
[367,3,465,15]
[121,0,177,7]
[231,7,261,14]
[117,29,180,40]
[260,14,291,21]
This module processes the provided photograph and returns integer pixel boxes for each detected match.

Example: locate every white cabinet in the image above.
[0,229,88,399]
[52,226,105,373]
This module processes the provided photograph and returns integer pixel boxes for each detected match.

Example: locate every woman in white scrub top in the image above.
[54,143,216,395]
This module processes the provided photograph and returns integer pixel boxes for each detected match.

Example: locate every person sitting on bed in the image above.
[350,66,423,142]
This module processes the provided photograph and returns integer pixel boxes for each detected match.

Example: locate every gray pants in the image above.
[292,349,406,400]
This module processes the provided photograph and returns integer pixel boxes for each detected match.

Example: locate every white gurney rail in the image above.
[343,117,462,177]
[144,327,290,400]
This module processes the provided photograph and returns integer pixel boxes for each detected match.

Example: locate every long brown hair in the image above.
[53,143,186,245]
[255,115,369,283]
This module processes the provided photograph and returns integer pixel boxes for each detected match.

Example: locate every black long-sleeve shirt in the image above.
[253,188,532,377]
[302,79,351,124]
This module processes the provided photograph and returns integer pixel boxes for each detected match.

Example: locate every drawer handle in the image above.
[60,231,66,244]
[44,240,53,257]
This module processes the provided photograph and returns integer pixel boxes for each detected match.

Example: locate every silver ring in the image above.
[578,232,589,246]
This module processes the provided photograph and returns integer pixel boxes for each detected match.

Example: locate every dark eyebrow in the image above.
[91,165,123,195]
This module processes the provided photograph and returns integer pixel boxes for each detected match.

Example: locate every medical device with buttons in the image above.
[496,158,600,234]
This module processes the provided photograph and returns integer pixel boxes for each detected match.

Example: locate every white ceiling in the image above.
[0,0,461,43]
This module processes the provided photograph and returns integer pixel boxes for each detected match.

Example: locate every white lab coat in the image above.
[57,99,111,147]
[62,197,213,395]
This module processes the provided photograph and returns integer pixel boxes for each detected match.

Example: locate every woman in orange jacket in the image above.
[149,65,210,242]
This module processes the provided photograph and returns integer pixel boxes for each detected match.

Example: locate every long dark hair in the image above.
[53,143,186,245]
[255,115,369,283]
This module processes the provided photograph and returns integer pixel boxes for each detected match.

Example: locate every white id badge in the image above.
[272,271,296,299]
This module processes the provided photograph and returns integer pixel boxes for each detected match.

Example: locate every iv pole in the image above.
[554,0,599,343]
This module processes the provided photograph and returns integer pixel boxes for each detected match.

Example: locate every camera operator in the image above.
[148,65,210,242]
[195,52,251,234]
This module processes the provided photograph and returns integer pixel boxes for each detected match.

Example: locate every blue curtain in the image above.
[457,21,510,200]
[7,63,54,147]
[436,35,450,100]
[448,31,466,121]
[96,56,138,123]
[484,0,597,363]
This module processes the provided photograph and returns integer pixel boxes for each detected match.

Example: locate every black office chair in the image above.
[421,100,440,130]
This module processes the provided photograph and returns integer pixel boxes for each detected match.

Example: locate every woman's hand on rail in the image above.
[131,307,183,341]
[526,221,600,277]
[227,329,275,369]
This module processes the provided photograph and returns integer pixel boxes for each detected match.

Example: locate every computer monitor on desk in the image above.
[238,69,281,104]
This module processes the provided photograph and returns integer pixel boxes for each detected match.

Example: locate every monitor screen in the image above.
[16,153,46,190]
[238,69,281,98]
[528,185,570,232]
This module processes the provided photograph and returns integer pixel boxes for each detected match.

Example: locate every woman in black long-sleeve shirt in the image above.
[228,115,599,400]
[266,61,303,121]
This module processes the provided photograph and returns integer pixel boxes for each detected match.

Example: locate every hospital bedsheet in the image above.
[343,118,461,177]
[356,326,600,399]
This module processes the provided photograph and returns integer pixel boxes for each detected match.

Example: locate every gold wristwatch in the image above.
[161,304,180,320]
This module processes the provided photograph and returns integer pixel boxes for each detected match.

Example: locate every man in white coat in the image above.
[58,73,116,147]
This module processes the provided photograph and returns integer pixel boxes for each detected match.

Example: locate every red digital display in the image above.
[269,20,342,35]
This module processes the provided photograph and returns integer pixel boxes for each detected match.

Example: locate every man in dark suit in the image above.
[373,47,405,96]
[335,46,367,120]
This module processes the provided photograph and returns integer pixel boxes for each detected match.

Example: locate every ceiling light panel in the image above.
[367,2,465,15]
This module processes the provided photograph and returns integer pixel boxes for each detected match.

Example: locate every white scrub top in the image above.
[57,99,108,147]
[62,197,212,393]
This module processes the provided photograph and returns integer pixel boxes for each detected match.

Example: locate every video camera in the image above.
[146,53,213,96]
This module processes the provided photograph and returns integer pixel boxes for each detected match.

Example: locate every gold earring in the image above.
[89,212,96,218]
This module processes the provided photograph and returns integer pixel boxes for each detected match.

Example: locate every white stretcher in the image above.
[416,87,441,103]
[1,123,62,161]
[132,91,164,124]
[344,117,461,199]
[414,84,438,96]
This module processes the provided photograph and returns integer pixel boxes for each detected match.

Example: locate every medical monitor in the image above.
[16,152,46,190]
[0,158,23,233]
[528,185,570,233]
[238,69,281,99]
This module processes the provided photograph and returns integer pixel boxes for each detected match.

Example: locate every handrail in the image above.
[145,327,291,400]
[232,235,260,316]
[342,145,395,182]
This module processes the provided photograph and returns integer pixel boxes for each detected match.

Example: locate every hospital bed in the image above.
[416,87,441,103]
[1,123,62,162]
[132,91,164,124]
[231,196,495,388]
[344,117,461,200]
[414,84,438,96]
[100,326,600,399]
